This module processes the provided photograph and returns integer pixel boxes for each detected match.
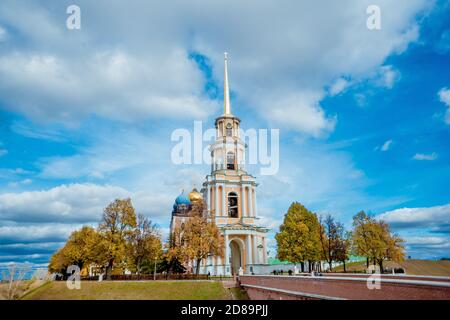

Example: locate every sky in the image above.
[0,0,449,273]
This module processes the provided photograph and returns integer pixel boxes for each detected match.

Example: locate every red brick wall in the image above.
[240,275,450,300]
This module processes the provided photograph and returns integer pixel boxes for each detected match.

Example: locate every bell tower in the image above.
[202,53,268,275]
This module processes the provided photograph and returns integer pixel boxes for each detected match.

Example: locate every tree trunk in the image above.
[106,259,113,280]
[379,260,384,274]
[300,262,305,273]
[195,259,201,276]
[343,260,346,273]
[366,257,369,268]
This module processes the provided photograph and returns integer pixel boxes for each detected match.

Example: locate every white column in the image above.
[241,185,246,217]
[248,187,253,218]
[215,184,219,216]
[246,235,252,273]
[262,237,267,264]
[253,187,257,217]
[252,234,258,264]
[224,234,230,275]
[222,184,226,217]
[207,185,211,213]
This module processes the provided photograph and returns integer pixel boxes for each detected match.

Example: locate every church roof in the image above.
[174,191,191,206]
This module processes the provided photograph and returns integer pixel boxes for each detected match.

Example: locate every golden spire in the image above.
[224,52,231,115]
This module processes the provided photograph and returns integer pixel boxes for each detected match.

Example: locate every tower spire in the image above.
[223,52,231,115]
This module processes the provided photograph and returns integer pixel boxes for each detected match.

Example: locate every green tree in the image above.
[98,198,137,279]
[275,202,321,272]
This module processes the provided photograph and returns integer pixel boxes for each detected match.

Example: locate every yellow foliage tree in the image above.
[98,198,137,279]
[275,202,322,272]
[352,211,405,272]
[169,200,223,276]
[128,213,163,274]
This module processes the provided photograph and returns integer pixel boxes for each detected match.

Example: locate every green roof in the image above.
[268,257,291,265]
[268,256,366,265]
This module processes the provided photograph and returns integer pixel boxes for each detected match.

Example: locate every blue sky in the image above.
[0,0,450,273]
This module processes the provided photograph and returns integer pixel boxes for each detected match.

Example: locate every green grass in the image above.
[22,280,232,300]
[334,259,450,276]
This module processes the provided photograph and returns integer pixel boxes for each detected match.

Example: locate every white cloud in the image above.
[413,152,438,161]
[374,65,401,89]
[406,236,449,247]
[0,224,80,244]
[438,87,450,106]
[329,78,350,96]
[267,91,336,137]
[0,183,174,224]
[37,128,163,179]
[438,87,450,125]
[0,0,431,135]
[381,139,393,151]
[0,50,217,124]
[0,184,128,223]
[378,203,450,231]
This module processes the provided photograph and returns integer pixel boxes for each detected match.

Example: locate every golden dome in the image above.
[189,188,203,202]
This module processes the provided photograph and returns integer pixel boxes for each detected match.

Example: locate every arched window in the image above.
[228,192,238,218]
[227,151,235,170]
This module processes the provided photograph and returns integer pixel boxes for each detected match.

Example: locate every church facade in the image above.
[170,54,269,276]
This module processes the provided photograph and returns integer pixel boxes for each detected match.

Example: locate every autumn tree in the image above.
[319,215,339,271]
[98,198,137,279]
[335,230,351,272]
[352,211,405,272]
[128,214,163,275]
[169,200,222,275]
[179,215,223,275]
[372,220,405,271]
[352,211,375,268]
[48,226,99,273]
[275,202,321,272]
[48,248,70,274]
[63,226,98,270]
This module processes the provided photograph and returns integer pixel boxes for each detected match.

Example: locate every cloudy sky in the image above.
[0,0,449,272]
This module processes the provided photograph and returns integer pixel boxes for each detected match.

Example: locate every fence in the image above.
[76,274,210,281]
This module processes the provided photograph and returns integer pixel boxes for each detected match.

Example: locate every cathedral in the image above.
[170,53,269,276]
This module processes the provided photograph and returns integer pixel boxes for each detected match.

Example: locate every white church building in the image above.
[170,53,269,276]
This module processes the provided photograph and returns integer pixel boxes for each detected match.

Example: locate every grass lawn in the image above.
[22,280,233,300]
[334,259,450,276]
